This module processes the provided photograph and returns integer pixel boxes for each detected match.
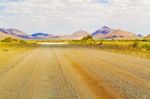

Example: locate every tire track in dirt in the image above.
[0,47,78,99]
[0,50,33,76]
[59,47,150,99]
[0,49,39,99]
[21,48,74,99]
[70,49,150,84]
[64,55,112,99]
[52,48,79,99]
[0,46,149,99]
[74,48,150,81]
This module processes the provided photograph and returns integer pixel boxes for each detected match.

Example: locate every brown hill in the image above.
[7,28,27,35]
[0,28,28,40]
[71,30,89,39]
[145,34,150,38]
[106,29,137,39]
[60,30,89,40]
[93,27,138,39]
[0,32,20,40]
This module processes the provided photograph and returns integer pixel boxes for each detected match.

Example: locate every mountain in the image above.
[92,26,113,36]
[137,34,143,37]
[105,29,137,39]
[72,30,89,38]
[32,33,49,37]
[0,31,18,40]
[0,28,25,40]
[31,33,59,39]
[93,26,138,39]
[7,28,27,35]
[0,28,27,35]
[145,34,150,38]
[60,30,89,40]
[92,26,113,39]
[0,28,59,40]
[0,27,142,40]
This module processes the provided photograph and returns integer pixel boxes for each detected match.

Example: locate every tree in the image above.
[81,35,93,41]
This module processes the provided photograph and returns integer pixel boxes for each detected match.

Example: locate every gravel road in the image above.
[0,46,149,99]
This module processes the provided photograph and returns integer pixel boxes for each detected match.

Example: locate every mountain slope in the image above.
[31,33,58,39]
[60,30,89,40]
[0,27,143,40]
[92,26,113,36]
[92,26,113,39]
[106,29,137,39]
[145,34,150,38]
[0,31,20,40]
[32,33,49,37]
[0,28,28,40]
[93,26,137,39]
[72,30,89,39]
[0,32,15,40]
[7,28,27,35]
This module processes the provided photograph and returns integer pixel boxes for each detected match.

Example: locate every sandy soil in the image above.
[0,46,149,99]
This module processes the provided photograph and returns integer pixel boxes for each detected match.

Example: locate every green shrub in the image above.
[81,35,93,41]
[19,40,27,44]
[1,37,17,42]
[131,40,139,47]
[141,44,150,50]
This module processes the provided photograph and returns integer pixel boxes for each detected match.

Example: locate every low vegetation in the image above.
[0,37,38,60]
[1,37,150,59]
[1,37,29,44]
[0,37,38,46]
[0,37,39,69]
[70,36,150,59]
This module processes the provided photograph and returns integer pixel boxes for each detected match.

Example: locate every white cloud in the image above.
[0,0,150,35]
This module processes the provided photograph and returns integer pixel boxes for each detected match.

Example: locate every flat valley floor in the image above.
[0,45,149,99]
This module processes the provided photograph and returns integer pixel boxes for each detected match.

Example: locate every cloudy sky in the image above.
[0,0,150,35]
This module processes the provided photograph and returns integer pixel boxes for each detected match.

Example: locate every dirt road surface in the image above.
[0,46,149,99]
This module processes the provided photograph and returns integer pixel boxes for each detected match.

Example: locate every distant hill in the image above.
[7,28,27,35]
[145,34,150,38]
[32,33,49,37]
[71,30,89,39]
[0,28,27,35]
[92,26,138,39]
[60,30,89,40]
[106,29,137,39]
[0,28,51,40]
[92,26,113,39]
[137,34,143,37]
[0,28,26,40]
[0,27,145,40]
[92,26,112,36]
[31,33,51,39]
[0,31,18,40]
[31,33,60,39]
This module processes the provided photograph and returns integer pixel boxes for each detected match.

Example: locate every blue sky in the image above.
[0,0,150,35]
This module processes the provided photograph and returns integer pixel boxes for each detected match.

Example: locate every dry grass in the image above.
[70,40,150,59]
[0,42,36,72]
